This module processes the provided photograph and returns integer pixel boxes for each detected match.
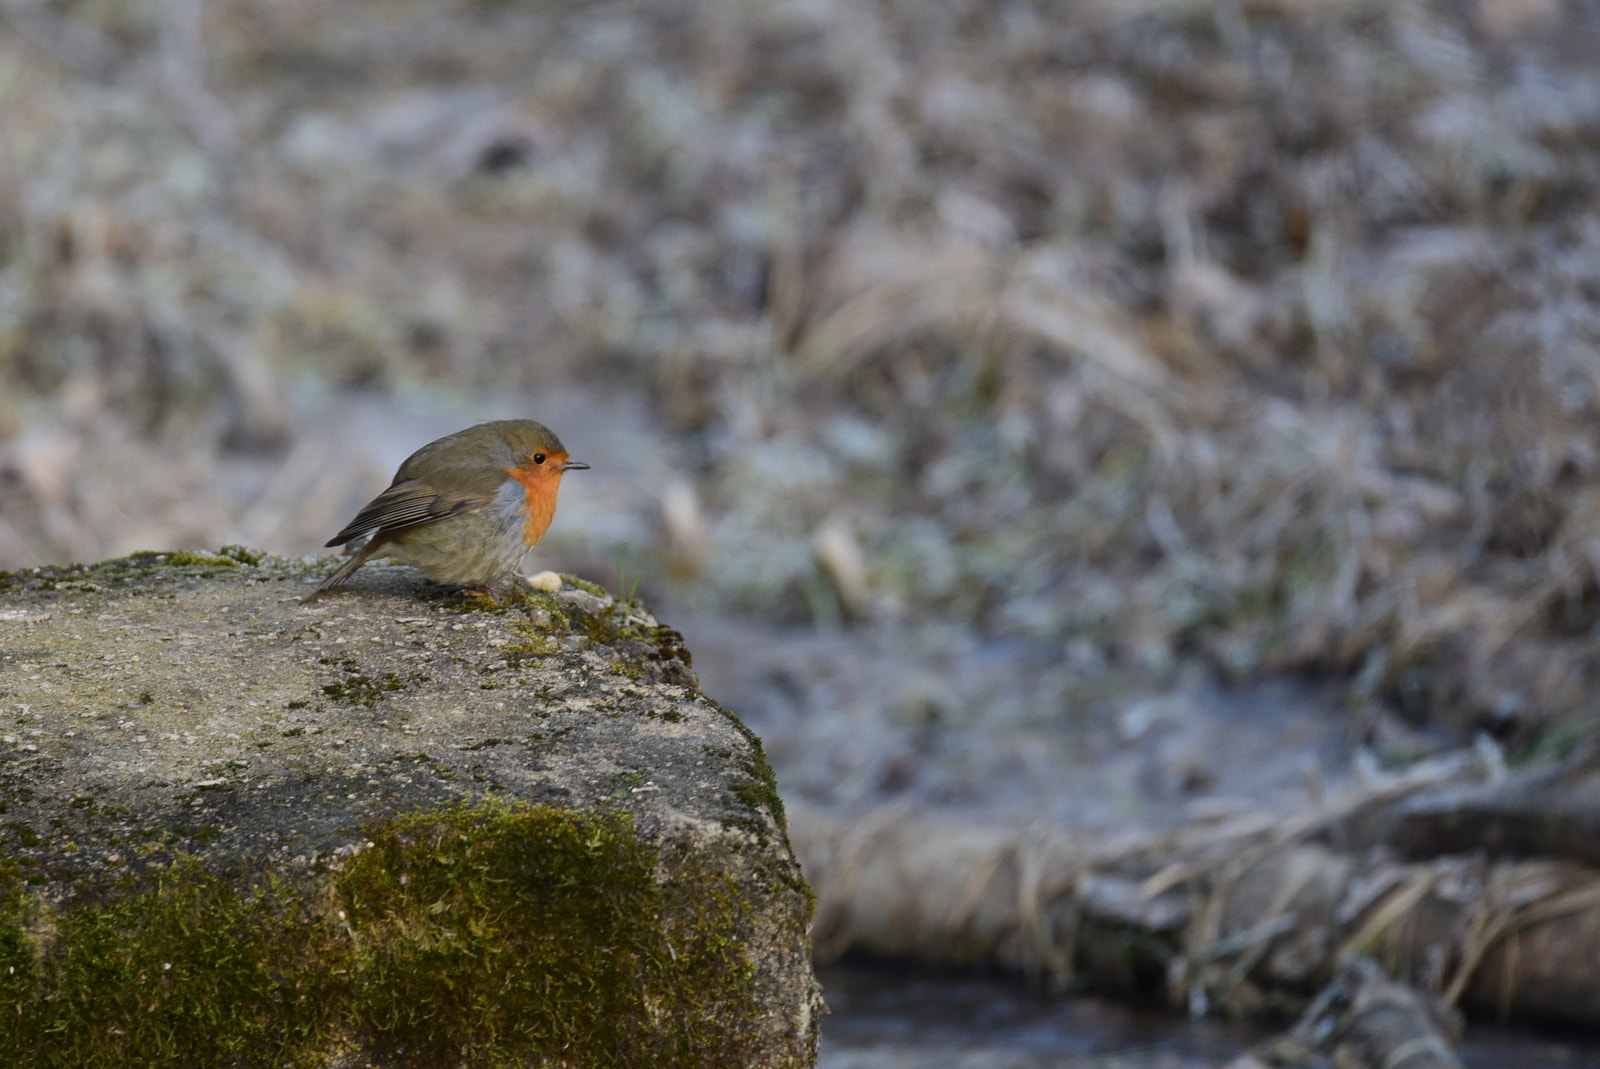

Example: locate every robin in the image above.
[305,420,588,601]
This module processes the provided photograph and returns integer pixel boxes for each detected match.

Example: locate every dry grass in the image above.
[3,0,1600,741]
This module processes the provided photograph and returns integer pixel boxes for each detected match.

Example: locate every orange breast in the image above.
[505,465,561,546]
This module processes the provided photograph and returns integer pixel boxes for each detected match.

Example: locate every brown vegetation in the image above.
[794,744,1600,1031]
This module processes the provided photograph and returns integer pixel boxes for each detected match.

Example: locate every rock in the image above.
[0,548,820,1067]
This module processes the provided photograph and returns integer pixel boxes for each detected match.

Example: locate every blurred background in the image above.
[4,0,1600,1064]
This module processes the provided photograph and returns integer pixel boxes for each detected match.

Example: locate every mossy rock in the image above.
[0,552,820,1067]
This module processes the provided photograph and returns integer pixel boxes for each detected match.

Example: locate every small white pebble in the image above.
[526,570,563,592]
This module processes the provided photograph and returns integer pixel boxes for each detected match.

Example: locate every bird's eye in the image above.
[532,453,546,465]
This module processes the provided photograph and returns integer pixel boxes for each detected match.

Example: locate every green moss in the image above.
[162,550,240,568]
[578,611,625,648]
[503,628,558,662]
[0,547,293,599]
[0,860,336,1068]
[320,673,411,706]
[0,862,30,1036]
[318,656,423,707]
[453,589,507,613]
[0,801,775,1067]
[708,705,788,838]
[565,574,611,598]
[340,801,760,1065]
[217,546,266,566]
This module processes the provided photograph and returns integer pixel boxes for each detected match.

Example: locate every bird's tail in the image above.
[301,537,388,603]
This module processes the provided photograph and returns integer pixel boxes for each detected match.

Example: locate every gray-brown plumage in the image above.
[306,420,587,600]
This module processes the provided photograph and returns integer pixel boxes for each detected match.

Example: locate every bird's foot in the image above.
[459,585,502,606]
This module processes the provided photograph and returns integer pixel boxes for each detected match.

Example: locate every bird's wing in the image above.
[324,480,496,547]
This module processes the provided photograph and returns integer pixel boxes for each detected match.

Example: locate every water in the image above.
[817,966,1261,1069]
[817,966,1600,1069]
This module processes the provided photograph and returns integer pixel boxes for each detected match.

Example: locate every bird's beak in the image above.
[560,459,590,472]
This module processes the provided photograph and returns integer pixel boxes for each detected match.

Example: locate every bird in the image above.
[305,420,588,601]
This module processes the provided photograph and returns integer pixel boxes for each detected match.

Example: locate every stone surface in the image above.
[0,548,819,1067]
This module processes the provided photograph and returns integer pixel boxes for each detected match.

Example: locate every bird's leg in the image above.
[459,585,501,605]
